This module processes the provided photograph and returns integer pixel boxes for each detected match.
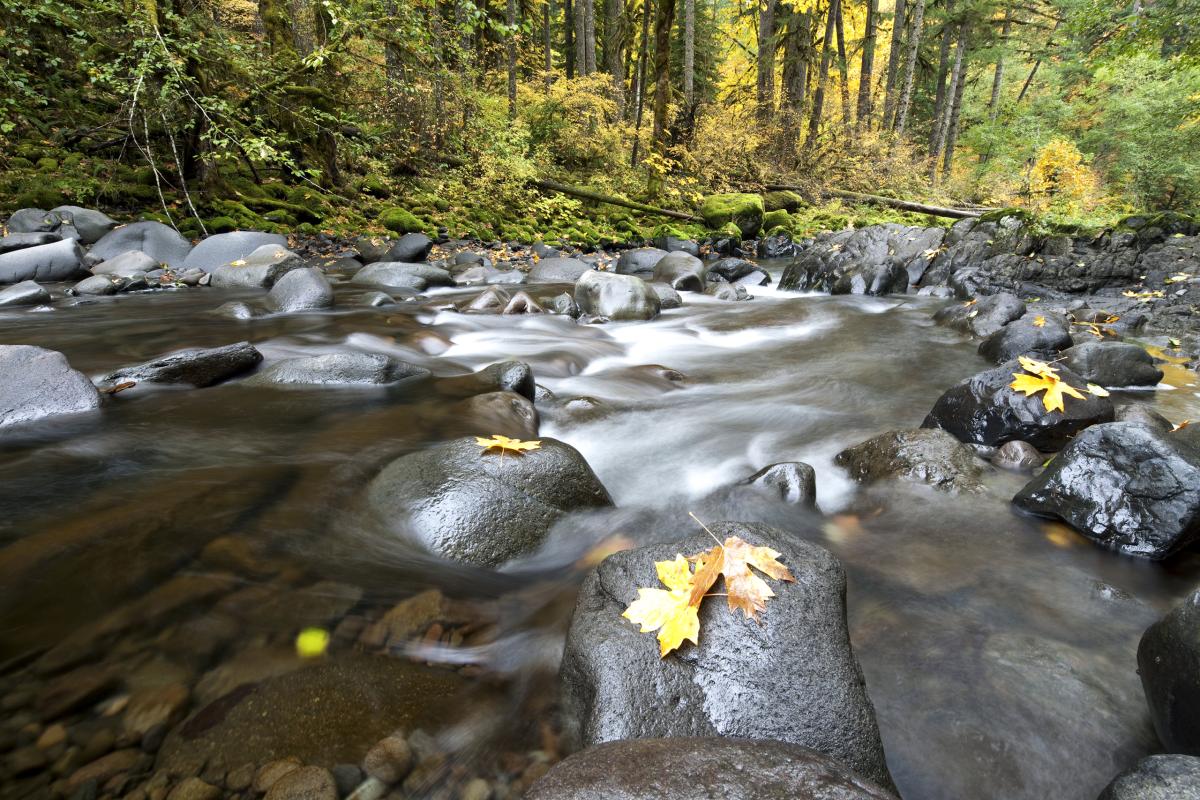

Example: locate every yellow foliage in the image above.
[1029,138,1102,214]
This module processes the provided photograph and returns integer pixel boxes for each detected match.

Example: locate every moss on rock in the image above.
[378,206,425,234]
[762,209,792,233]
[700,193,764,238]
[762,190,805,212]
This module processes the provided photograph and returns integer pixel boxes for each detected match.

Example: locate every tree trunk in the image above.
[929,22,964,185]
[893,0,924,134]
[683,0,695,105]
[650,0,677,150]
[782,8,811,115]
[988,9,1010,120]
[835,0,851,128]
[607,0,626,109]
[574,0,588,74]
[928,0,954,150]
[586,0,598,74]
[941,26,968,179]
[507,0,518,118]
[804,0,839,150]
[565,0,575,77]
[631,0,651,163]
[756,0,777,115]
[881,0,906,129]
[544,0,554,84]
[856,0,877,130]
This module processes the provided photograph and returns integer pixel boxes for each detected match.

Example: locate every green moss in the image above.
[699,193,765,238]
[762,190,805,212]
[1117,210,1195,232]
[14,144,42,161]
[978,207,1034,225]
[14,187,67,209]
[9,157,33,169]
[379,206,425,234]
[133,166,157,186]
[36,157,59,172]
[295,222,320,235]
[63,153,84,169]
[207,216,238,233]
[359,174,390,198]
[761,209,792,233]
[263,209,296,226]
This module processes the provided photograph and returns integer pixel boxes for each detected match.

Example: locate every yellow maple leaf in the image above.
[622,555,701,657]
[1010,371,1086,413]
[1087,383,1110,397]
[1033,315,1047,328]
[475,434,541,454]
[685,532,795,620]
[1018,355,1060,378]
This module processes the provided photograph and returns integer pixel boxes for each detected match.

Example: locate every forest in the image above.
[1,0,1197,243]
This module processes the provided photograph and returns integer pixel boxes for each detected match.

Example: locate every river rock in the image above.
[366,437,612,566]
[1013,421,1200,559]
[1060,341,1163,388]
[91,221,193,268]
[51,206,118,244]
[529,257,594,283]
[559,522,893,789]
[653,235,701,256]
[548,292,582,317]
[646,281,682,309]
[183,231,287,271]
[0,280,50,307]
[992,440,1043,471]
[210,245,304,288]
[615,247,668,275]
[265,267,334,313]
[6,207,61,233]
[706,282,751,301]
[574,271,661,321]
[933,293,1026,338]
[384,233,433,263]
[978,311,1073,363]
[0,345,102,428]
[0,231,61,254]
[526,738,897,800]
[91,249,159,277]
[923,360,1114,450]
[0,238,87,283]
[264,766,338,800]
[447,390,539,439]
[438,360,535,401]
[502,290,544,314]
[707,257,768,286]
[835,428,987,494]
[1138,589,1200,756]
[778,227,910,296]
[72,274,123,295]
[101,342,263,388]
[1114,404,1174,432]
[652,252,707,292]
[739,462,818,508]
[1098,755,1200,800]
[352,262,450,292]
[246,353,428,386]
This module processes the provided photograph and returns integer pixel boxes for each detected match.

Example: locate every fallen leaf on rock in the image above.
[962,298,978,307]
[622,555,701,657]
[475,434,541,454]
[296,627,330,658]
[1033,315,1047,328]
[1010,357,1086,413]
[1086,383,1110,397]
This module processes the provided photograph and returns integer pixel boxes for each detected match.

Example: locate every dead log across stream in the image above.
[765,185,986,220]
[529,179,700,222]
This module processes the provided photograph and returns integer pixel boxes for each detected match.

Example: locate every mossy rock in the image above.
[378,207,425,234]
[14,144,42,161]
[138,211,172,224]
[295,222,320,235]
[207,216,239,233]
[63,153,84,169]
[360,174,391,199]
[762,210,793,233]
[229,177,269,199]
[700,193,764,238]
[208,199,269,230]
[9,157,34,169]
[14,188,67,209]
[178,218,204,237]
[133,166,157,186]
[978,207,1034,225]
[263,209,297,226]
[762,190,805,212]
[1117,210,1196,234]
[36,157,59,172]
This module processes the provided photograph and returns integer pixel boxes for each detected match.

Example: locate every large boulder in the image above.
[90,222,193,268]
[0,345,102,428]
[707,257,770,286]
[351,262,451,292]
[265,267,334,313]
[246,353,429,386]
[652,252,707,292]
[91,249,159,278]
[932,293,1026,338]
[210,245,304,288]
[528,257,594,283]
[100,342,263,388]
[778,227,908,296]
[5,208,61,233]
[365,437,613,566]
[383,232,433,263]
[1013,421,1200,559]
[977,312,1073,363]
[615,248,668,276]
[50,206,118,244]
[923,360,1114,450]
[1098,755,1200,800]
[559,523,893,789]
[0,239,86,283]
[738,462,818,508]
[1138,590,1200,755]
[183,231,288,272]
[0,281,51,307]
[526,738,897,800]
[835,428,987,494]
[574,271,661,321]
[1061,341,1163,388]
[0,232,61,255]
[700,194,765,238]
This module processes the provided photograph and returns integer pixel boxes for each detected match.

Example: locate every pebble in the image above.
[37,723,68,749]
[66,748,142,790]
[344,777,388,800]
[331,764,364,797]
[166,777,222,800]
[264,766,338,800]
[225,763,257,792]
[459,778,491,800]
[254,758,303,793]
[362,735,413,784]
[78,728,116,764]
[124,683,190,735]
[8,744,49,776]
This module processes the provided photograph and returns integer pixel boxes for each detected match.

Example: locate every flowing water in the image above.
[2,263,1199,798]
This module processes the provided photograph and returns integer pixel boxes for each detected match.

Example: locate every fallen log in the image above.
[765,184,985,220]
[530,178,700,222]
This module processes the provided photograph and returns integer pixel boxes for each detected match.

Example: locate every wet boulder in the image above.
[923,360,1114,451]
[5,208,61,233]
[547,292,582,318]
[0,345,102,428]
[991,440,1043,472]
[708,257,770,286]
[437,360,536,402]
[933,292,1026,338]
[246,352,428,386]
[705,282,751,301]
[210,245,304,289]
[365,437,613,566]
[0,232,61,255]
[1013,421,1200,559]
[1137,589,1200,754]
[91,250,159,277]
[528,257,594,283]
[1098,755,1200,800]
[835,428,988,494]
[352,262,451,292]
[459,286,510,313]
[50,206,118,244]
[978,312,1073,364]
[700,193,764,238]
[71,274,123,296]
[183,231,288,272]
[265,267,334,313]
[447,391,540,439]
[384,232,433,263]
[91,221,193,268]
[559,522,893,789]
[100,342,263,388]
[502,290,544,314]
[526,738,897,800]
[614,247,667,275]
[652,235,701,257]
[0,238,87,283]
[652,252,707,292]
[779,227,908,296]
[574,271,661,321]
[1061,341,1163,388]
[0,280,51,307]
[739,462,818,508]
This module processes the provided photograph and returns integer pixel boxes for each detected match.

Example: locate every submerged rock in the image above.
[1012,421,1200,559]
[1098,755,1200,800]
[1138,590,1200,754]
[1060,341,1163,388]
[574,271,661,321]
[365,437,613,566]
[90,221,193,268]
[738,462,818,508]
[0,238,87,284]
[527,738,897,800]
[836,428,987,494]
[0,345,102,428]
[100,342,263,388]
[246,353,428,386]
[559,522,893,789]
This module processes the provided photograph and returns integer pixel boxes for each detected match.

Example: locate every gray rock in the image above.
[265,267,334,313]
[992,440,1043,472]
[574,271,661,321]
[72,274,123,296]
[835,428,988,494]
[1013,421,1200,559]
[739,462,817,508]
[1138,591,1200,756]
[5,208,60,233]
[705,282,751,301]
[91,250,159,277]
[933,293,1027,338]
[526,738,897,800]
[0,232,61,254]
[359,291,396,307]
[0,281,51,307]
[533,242,561,259]
[352,262,451,292]
[100,342,263,388]
[1114,404,1174,432]
[707,257,767,285]
[90,222,192,268]
[503,290,544,314]
[652,252,707,292]
[529,257,594,283]
[0,238,87,283]
[1098,755,1200,800]
[1061,341,1164,388]
[978,312,1073,363]
[365,437,613,566]
[778,226,911,296]
[353,235,394,263]
[246,353,428,386]
[0,345,102,428]
[647,282,682,309]
[214,301,258,320]
[923,360,1114,450]
[50,206,118,244]
[210,245,304,288]
[615,248,668,275]
[548,292,581,317]
[559,523,893,789]
[460,286,509,312]
[183,231,288,272]
[384,233,433,263]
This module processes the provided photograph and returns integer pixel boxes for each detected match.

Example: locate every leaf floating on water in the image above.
[1033,315,1047,328]
[475,434,542,454]
[296,627,330,658]
[1086,383,1110,397]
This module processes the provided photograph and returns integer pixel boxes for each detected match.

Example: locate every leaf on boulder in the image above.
[475,434,541,454]
[622,555,701,657]
[1086,383,1110,397]
[1033,315,1047,328]
[1009,356,1086,413]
